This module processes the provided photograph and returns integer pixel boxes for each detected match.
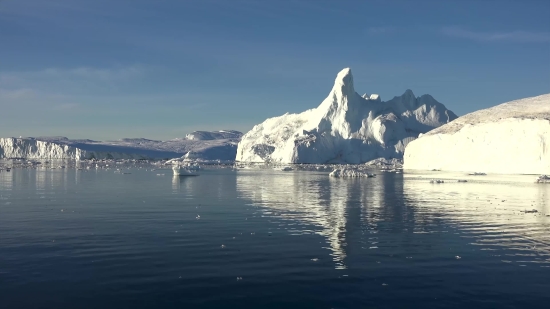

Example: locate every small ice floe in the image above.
[524,209,538,214]
[221,244,226,248]
[429,179,444,184]
[311,258,319,262]
[468,172,487,176]
[329,168,375,178]
[457,180,468,183]
[536,175,550,183]
[455,256,461,259]
[236,277,243,281]
[196,215,201,219]
[382,283,388,286]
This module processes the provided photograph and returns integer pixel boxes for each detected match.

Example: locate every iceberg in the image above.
[0,137,145,160]
[0,130,243,161]
[329,168,376,178]
[403,93,550,174]
[236,68,457,164]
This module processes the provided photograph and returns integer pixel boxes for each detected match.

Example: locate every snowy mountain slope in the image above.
[1,130,243,160]
[236,68,457,164]
[403,93,550,174]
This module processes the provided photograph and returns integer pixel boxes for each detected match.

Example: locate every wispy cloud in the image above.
[0,65,149,99]
[2,65,145,83]
[0,88,36,100]
[442,26,550,43]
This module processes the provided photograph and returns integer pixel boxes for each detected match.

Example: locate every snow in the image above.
[404,93,550,174]
[236,68,457,164]
[0,130,242,161]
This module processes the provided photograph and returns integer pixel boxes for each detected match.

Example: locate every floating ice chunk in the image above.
[429,179,444,184]
[536,175,550,183]
[280,166,293,171]
[329,168,376,178]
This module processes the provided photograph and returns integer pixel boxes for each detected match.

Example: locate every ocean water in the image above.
[1,166,549,308]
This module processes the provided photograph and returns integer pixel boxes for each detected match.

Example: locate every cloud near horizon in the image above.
[442,26,550,43]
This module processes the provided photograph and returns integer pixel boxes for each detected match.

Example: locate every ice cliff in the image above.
[0,138,144,160]
[236,68,457,164]
[0,130,243,160]
[403,93,550,174]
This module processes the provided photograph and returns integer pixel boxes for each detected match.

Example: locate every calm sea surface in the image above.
[1,165,549,308]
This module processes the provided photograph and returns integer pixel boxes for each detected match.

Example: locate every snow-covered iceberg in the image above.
[403,93,550,174]
[0,130,243,160]
[0,137,146,160]
[236,68,457,164]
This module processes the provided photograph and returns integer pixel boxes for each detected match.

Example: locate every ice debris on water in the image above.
[468,172,487,176]
[330,168,376,178]
[536,175,550,183]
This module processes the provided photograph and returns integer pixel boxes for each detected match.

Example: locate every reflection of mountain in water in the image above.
[236,170,389,269]
[236,169,550,269]
[402,174,550,261]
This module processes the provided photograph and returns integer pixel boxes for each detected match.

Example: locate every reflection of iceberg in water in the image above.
[172,175,194,193]
[237,171,382,269]
[402,174,550,263]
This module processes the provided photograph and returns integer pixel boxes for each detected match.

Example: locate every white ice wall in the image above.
[404,94,550,174]
[0,138,145,160]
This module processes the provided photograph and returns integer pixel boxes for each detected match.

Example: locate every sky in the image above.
[0,0,549,140]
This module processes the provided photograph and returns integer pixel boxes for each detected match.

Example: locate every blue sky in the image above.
[1,0,549,140]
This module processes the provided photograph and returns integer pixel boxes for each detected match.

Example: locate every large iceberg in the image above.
[0,130,243,160]
[0,137,145,160]
[403,93,550,174]
[236,68,457,164]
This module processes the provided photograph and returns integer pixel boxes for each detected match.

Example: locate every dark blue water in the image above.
[1,166,549,308]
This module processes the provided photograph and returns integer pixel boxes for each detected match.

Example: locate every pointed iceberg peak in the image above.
[331,67,355,97]
[402,89,415,97]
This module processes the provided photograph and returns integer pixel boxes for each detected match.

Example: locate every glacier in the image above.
[403,93,550,174]
[0,130,243,160]
[236,68,457,164]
